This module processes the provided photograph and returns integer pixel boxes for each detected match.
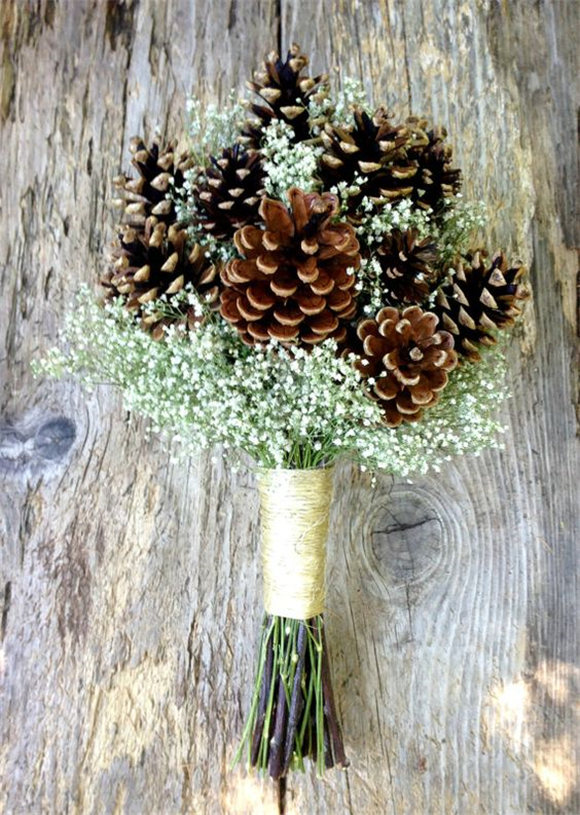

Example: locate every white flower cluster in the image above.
[355,257,391,315]
[261,121,323,199]
[331,77,372,125]
[36,290,509,476]
[140,283,207,321]
[185,93,245,165]
[355,197,433,245]
[436,198,488,262]
[308,76,371,133]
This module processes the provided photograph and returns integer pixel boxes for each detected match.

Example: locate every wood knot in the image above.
[362,484,452,593]
[34,417,76,461]
[0,416,76,473]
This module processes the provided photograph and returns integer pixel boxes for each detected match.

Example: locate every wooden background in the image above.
[1,1,578,813]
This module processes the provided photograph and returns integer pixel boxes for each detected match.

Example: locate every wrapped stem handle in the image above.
[258,467,333,619]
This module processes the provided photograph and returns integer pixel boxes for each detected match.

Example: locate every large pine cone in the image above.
[433,250,528,361]
[192,145,266,241]
[354,305,457,427]
[373,228,438,306]
[112,137,194,227]
[102,217,220,339]
[220,187,360,346]
[241,43,327,147]
[319,107,416,211]
[405,118,462,212]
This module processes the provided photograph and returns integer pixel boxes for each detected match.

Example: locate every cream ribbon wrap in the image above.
[257,467,334,620]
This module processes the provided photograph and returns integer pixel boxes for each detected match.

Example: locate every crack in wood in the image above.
[1,581,11,641]
[373,516,439,537]
[276,0,282,55]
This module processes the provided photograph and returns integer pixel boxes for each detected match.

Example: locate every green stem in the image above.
[235,612,347,778]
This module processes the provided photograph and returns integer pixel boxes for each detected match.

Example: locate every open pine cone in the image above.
[405,117,462,211]
[354,305,457,427]
[241,43,327,147]
[112,137,194,228]
[192,145,266,240]
[373,228,438,305]
[220,187,360,346]
[319,107,416,212]
[433,250,528,361]
[102,218,220,339]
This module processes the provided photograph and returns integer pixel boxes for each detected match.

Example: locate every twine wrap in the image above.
[257,467,334,620]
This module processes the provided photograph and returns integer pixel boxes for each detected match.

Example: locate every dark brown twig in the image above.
[323,714,334,769]
[282,622,308,773]
[320,624,349,768]
[277,776,287,815]
[269,674,288,779]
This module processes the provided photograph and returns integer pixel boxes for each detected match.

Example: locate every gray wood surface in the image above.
[1,1,577,813]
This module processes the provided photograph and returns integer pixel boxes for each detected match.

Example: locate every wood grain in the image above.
[1,1,577,813]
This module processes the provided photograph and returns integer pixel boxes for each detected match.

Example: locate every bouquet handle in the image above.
[235,467,348,778]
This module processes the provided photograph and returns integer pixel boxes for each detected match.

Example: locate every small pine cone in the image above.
[319,107,416,211]
[192,145,266,241]
[374,228,438,305]
[355,305,457,427]
[405,117,462,211]
[241,43,328,147]
[433,250,528,361]
[101,218,220,338]
[220,187,360,346]
[112,137,195,227]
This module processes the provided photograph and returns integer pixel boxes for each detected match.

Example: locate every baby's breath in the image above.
[355,198,433,247]
[309,77,372,132]
[436,198,488,262]
[261,121,323,198]
[36,289,510,477]
[185,92,245,165]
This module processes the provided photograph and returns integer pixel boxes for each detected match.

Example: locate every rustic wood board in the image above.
[1,1,577,814]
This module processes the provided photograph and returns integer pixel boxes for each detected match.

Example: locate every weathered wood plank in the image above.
[1,1,577,814]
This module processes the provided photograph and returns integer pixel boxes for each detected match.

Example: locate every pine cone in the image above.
[433,250,528,361]
[319,107,416,211]
[112,137,194,227]
[405,117,462,211]
[241,43,327,147]
[220,188,360,346]
[101,218,220,339]
[192,145,266,241]
[354,305,457,427]
[373,228,438,305]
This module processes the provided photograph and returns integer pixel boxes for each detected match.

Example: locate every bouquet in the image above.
[38,44,528,780]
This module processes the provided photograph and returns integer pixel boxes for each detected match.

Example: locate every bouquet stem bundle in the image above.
[237,614,347,777]
[235,466,347,777]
